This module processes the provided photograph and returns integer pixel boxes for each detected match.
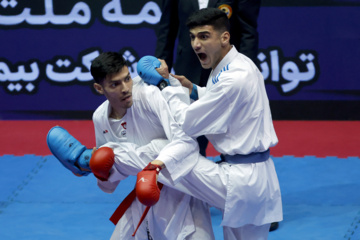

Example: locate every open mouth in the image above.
[198,53,207,61]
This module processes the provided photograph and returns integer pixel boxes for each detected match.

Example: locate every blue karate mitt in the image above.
[137,56,169,90]
[47,126,92,176]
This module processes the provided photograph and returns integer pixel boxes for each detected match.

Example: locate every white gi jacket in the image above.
[161,46,283,227]
[93,76,199,184]
[162,46,278,155]
[92,77,213,240]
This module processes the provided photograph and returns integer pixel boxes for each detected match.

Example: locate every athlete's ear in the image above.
[94,83,104,94]
[221,31,230,47]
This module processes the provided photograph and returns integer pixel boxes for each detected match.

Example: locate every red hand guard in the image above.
[89,147,114,181]
[135,163,162,207]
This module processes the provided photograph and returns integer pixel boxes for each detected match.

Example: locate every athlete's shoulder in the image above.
[93,100,109,121]
[133,76,161,100]
[232,52,258,72]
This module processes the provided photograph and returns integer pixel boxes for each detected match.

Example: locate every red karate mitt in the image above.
[135,163,162,207]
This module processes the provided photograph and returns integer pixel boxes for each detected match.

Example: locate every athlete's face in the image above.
[94,66,133,118]
[189,25,230,70]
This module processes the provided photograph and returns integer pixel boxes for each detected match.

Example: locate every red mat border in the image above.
[1,120,359,158]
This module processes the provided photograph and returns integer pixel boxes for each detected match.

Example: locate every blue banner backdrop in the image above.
[0,0,359,119]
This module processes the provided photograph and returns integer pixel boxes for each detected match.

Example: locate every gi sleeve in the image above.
[162,69,247,138]
[146,87,199,184]
[96,139,170,193]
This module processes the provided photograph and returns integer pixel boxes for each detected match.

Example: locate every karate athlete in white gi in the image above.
[47,51,215,240]
[91,52,217,240]
[136,8,283,240]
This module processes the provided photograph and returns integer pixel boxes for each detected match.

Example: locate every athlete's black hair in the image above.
[186,8,230,33]
[91,52,127,84]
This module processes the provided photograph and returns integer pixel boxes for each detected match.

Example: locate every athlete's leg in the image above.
[223,223,271,240]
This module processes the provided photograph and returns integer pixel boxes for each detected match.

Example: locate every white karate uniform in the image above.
[92,77,214,240]
[93,77,199,184]
[161,46,283,236]
[102,139,277,239]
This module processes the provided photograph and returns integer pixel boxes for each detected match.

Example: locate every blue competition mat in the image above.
[0,155,136,240]
[0,155,359,240]
[269,156,360,240]
[0,155,46,203]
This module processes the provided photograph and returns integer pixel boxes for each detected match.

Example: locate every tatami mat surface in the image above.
[1,155,359,239]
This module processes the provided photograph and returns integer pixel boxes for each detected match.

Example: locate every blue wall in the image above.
[1,0,359,119]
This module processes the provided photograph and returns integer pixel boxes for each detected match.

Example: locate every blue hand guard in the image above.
[46,126,92,176]
[137,55,169,90]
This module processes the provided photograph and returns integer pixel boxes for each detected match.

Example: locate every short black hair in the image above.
[186,8,230,33]
[90,52,127,84]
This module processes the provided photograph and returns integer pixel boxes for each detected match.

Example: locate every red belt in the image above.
[109,183,164,237]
